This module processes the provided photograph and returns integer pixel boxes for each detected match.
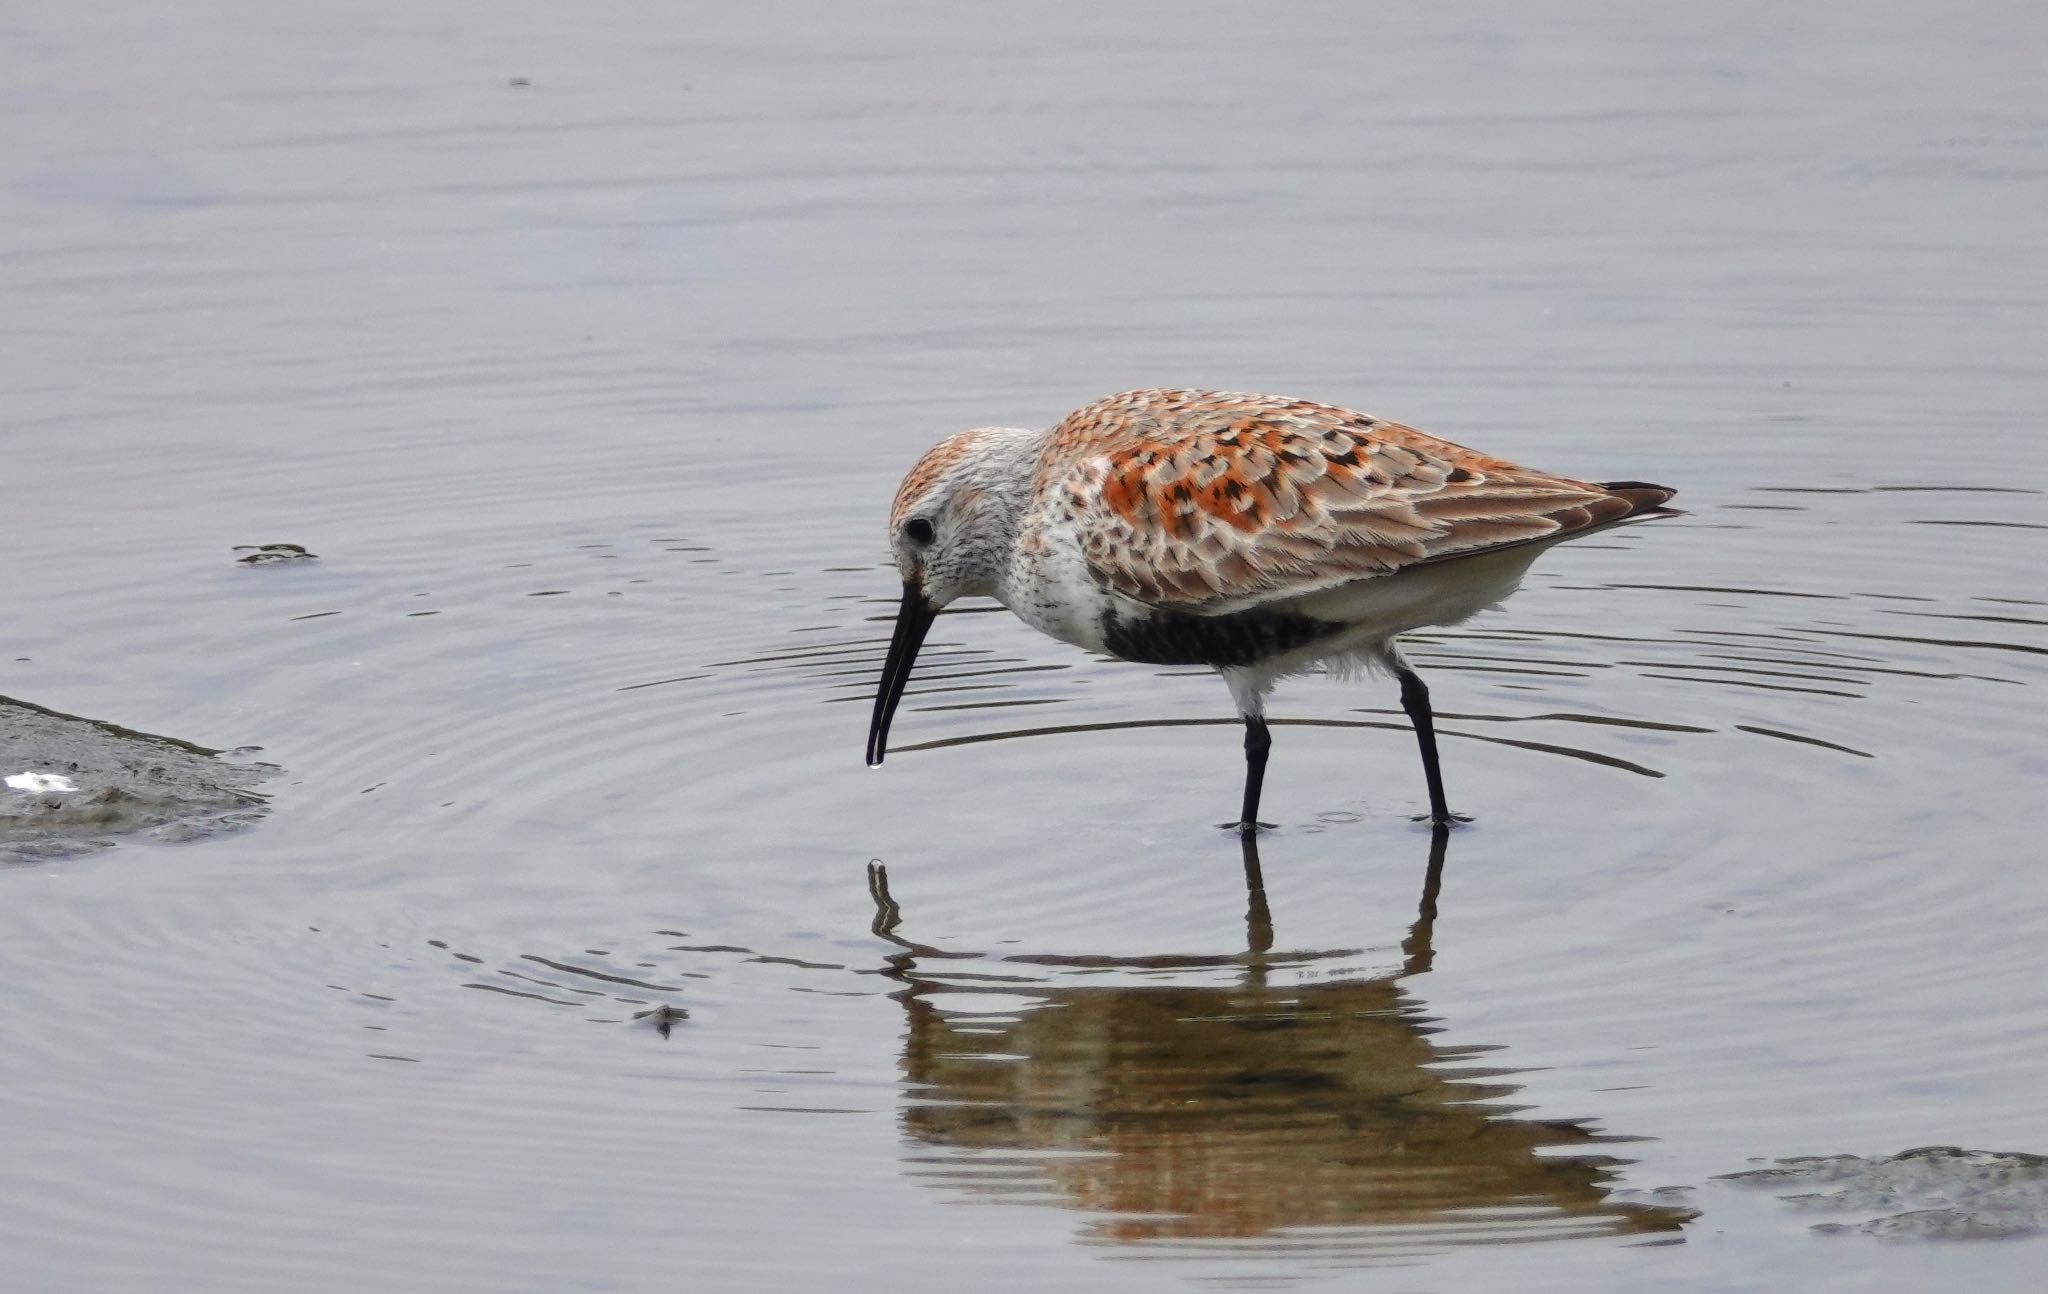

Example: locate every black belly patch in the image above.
[1100,607,1344,667]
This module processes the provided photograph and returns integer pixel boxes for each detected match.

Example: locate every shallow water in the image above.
[5,3,2048,1290]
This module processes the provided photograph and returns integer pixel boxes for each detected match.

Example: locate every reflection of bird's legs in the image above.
[1238,830,1274,956]
[1400,824,1451,978]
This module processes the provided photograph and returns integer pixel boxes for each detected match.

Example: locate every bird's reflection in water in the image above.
[867,831,1692,1262]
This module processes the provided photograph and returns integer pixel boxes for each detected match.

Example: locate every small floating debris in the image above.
[5,771,78,794]
[234,543,317,565]
[1718,1145,2048,1240]
[633,1003,689,1039]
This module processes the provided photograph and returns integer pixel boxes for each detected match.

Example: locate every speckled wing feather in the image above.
[1041,389,1670,611]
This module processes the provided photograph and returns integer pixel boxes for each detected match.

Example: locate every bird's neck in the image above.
[952,427,1044,598]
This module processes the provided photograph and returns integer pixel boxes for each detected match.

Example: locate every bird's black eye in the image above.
[903,517,936,546]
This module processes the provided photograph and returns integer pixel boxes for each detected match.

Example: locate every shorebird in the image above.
[866,389,1673,831]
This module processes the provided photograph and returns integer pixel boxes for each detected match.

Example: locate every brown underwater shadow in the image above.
[866,832,1693,1262]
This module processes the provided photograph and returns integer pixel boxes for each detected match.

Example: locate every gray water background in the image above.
[4,3,2047,1290]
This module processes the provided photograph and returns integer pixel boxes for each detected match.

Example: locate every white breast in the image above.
[999,510,1116,654]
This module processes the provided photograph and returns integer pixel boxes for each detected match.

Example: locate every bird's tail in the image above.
[1598,480,1678,516]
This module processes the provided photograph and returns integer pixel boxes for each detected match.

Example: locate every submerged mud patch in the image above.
[1,694,277,861]
[1719,1145,2048,1240]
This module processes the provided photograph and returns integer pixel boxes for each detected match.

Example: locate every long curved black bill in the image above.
[866,583,937,767]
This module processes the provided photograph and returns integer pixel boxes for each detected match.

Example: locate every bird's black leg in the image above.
[1395,665,1467,826]
[1221,714,1277,834]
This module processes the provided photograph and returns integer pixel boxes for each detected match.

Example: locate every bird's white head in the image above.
[885,425,1040,609]
[868,424,1040,767]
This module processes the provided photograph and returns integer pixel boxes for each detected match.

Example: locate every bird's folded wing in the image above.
[1044,390,1642,612]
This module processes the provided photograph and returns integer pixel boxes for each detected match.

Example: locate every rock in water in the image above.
[1,694,278,861]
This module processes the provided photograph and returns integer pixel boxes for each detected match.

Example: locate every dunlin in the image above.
[867,389,1673,831]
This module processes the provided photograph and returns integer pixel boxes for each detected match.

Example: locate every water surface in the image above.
[4,3,2047,1291]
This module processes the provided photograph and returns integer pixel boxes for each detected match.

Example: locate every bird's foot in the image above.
[1412,811,1473,828]
[1219,819,1279,835]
